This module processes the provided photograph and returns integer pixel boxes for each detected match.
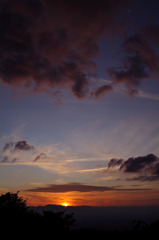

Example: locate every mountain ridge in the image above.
[30,205,159,231]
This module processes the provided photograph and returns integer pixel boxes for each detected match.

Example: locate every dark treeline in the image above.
[0,192,74,237]
[0,192,159,238]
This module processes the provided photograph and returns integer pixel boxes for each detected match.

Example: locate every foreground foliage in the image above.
[0,192,75,236]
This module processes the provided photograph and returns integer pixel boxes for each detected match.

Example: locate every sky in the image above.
[0,0,159,207]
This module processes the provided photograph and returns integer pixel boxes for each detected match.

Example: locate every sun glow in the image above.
[61,202,70,207]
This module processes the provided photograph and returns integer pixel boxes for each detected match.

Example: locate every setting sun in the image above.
[61,202,70,207]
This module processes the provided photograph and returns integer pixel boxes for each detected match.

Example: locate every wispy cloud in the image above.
[91,77,159,101]
[77,167,106,173]
[134,90,159,101]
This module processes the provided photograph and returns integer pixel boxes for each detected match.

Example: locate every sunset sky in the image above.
[0,0,159,206]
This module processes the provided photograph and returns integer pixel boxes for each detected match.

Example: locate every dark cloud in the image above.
[14,140,34,151]
[92,84,113,98]
[120,154,158,173]
[1,156,9,163]
[1,156,18,163]
[11,157,18,163]
[1,1,159,99]
[108,27,159,94]
[1,140,35,163]
[33,153,47,162]
[107,154,159,181]
[0,0,128,99]
[3,142,14,152]
[108,158,124,168]
[2,140,34,153]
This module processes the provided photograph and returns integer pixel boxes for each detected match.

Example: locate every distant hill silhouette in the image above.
[31,204,159,232]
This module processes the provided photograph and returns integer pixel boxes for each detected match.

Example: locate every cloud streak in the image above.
[26,182,114,193]
[25,182,149,193]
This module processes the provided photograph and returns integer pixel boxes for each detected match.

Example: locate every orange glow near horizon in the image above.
[22,190,159,207]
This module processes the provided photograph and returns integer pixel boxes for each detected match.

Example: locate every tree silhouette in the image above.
[41,210,75,232]
[0,192,75,236]
[0,191,27,211]
[0,192,28,226]
[132,220,149,232]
